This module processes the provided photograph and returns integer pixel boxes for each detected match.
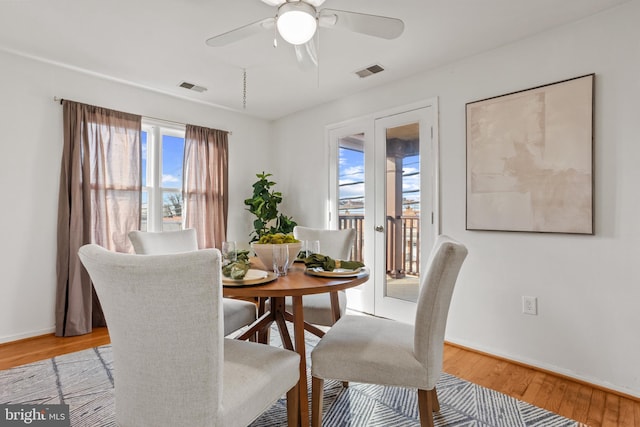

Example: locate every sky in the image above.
[339,146,421,215]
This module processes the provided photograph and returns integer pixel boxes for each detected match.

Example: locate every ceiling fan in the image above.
[205,0,404,67]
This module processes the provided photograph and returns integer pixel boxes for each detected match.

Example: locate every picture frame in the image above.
[465,74,594,234]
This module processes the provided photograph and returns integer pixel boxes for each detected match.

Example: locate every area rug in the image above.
[1,330,583,427]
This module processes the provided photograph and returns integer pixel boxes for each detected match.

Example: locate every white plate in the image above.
[305,267,364,278]
[222,269,275,286]
[241,269,268,280]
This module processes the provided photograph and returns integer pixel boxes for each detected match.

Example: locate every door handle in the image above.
[375,226,384,232]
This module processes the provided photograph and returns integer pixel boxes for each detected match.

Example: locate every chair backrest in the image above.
[293,226,356,260]
[78,244,224,426]
[128,229,198,254]
[413,235,468,389]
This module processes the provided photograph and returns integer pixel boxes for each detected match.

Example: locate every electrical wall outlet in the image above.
[522,296,538,315]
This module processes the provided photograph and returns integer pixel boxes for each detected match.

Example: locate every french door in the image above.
[328,120,375,313]
[328,101,439,322]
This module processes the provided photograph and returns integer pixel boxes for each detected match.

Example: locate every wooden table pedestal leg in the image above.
[292,295,309,427]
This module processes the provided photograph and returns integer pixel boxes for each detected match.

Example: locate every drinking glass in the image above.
[272,244,290,276]
[303,240,320,258]
[221,241,237,265]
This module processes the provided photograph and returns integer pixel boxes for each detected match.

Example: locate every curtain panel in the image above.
[183,125,229,250]
[56,101,141,337]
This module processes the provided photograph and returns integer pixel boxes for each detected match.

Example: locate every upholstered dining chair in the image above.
[78,245,300,427]
[310,235,468,427]
[128,229,257,337]
[288,226,357,334]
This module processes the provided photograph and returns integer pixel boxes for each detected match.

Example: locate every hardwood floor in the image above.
[0,327,110,371]
[1,328,638,426]
[442,343,639,427]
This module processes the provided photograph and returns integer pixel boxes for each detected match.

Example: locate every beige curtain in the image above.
[183,125,229,249]
[56,101,141,336]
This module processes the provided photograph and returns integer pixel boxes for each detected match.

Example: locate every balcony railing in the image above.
[339,214,421,277]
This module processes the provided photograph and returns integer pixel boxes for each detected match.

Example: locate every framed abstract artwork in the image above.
[466,74,594,234]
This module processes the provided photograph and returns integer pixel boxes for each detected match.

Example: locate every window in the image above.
[141,120,185,231]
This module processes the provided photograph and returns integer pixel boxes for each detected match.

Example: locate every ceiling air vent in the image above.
[178,81,207,93]
[355,64,385,78]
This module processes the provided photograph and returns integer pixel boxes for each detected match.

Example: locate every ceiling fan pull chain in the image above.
[243,68,247,109]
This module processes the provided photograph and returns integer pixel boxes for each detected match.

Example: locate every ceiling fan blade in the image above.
[262,0,324,6]
[205,17,275,47]
[294,39,318,71]
[260,0,285,6]
[319,9,404,40]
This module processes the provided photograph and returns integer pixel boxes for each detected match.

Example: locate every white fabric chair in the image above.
[78,245,300,427]
[128,228,199,254]
[128,230,257,337]
[289,226,357,329]
[310,235,468,427]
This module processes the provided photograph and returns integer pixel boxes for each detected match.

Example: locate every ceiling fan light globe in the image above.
[277,3,317,45]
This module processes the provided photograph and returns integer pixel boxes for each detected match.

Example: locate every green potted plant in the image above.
[244,172,298,242]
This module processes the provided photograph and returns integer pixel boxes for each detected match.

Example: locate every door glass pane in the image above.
[338,133,364,262]
[385,123,420,303]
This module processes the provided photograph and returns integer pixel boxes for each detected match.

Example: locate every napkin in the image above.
[302,254,364,271]
[222,260,250,280]
[232,249,250,262]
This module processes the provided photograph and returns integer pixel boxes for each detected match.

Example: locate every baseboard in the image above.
[445,338,640,402]
[0,327,56,345]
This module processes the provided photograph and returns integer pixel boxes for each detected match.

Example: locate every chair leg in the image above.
[258,327,270,344]
[311,376,324,427]
[258,297,270,344]
[432,386,440,412]
[417,389,436,427]
[286,384,299,427]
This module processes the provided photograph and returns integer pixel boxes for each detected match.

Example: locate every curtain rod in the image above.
[53,96,232,135]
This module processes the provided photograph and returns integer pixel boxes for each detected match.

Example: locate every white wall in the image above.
[0,50,272,343]
[272,1,640,397]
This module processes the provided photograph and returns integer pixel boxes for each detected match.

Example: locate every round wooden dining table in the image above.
[223,261,369,427]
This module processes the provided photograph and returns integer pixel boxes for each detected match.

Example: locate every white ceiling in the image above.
[0,0,629,120]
